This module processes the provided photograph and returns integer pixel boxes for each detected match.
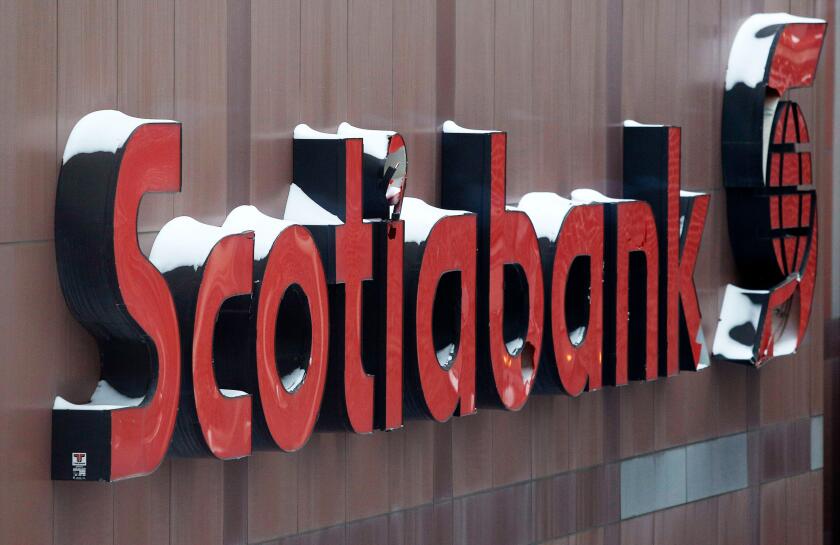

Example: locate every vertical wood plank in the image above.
[174,0,228,224]
[347,433,390,520]
[0,0,58,243]
[493,0,533,200]
[170,458,224,545]
[393,0,437,203]
[387,421,435,511]
[300,0,348,129]
[250,0,300,217]
[57,0,118,155]
[247,452,298,543]
[0,242,93,545]
[532,0,572,195]
[118,0,176,233]
[297,432,347,532]
[114,462,172,545]
[226,0,252,212]
[53,4,118,543]
[347,0,393,128]
[453,0,494,128]
[222,459,248,545]
[569,0,609,191]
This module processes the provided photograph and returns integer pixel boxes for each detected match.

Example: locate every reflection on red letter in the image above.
[193,233,254,460]
[381,222,404,429]
[678,192,710,370]
[717,15,824,365]
[335,138,375,433]
[612,202,659,385]
[551,205,604,396]
[415,215,477,421]
[110,123,182,479]
[488,133,544,410]
[257,226,329,451]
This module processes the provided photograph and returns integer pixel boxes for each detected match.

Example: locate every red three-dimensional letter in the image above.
[488,133,544,409]
[110,124,182,479]
[415,215,477,421]
[551,204,604,395]
[193,233,255,459]
[613,201,659,384]
[716,15,825,365]
[257,226,329,451]
[382,221,404,429]
[53,114,183,481]
[678,192,710,370]
[335,138,375,433]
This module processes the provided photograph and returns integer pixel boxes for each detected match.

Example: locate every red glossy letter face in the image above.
[716,15,824,365]
[193,234,255,460]
[623,125,711,373]
[487,134,545,409]
[257,226,329,451]
[551,205,604,395]
[53,115,183,481]
[335,138,375,433]
[440,130,543,410]
[678,192,711,370]
[111,124,183,479]
[614,202,659,384]
[414,214,477,421]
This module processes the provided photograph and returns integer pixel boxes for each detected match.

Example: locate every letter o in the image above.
[256,226,329,451]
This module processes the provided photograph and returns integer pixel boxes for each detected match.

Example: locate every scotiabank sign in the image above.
[51,14,825,481]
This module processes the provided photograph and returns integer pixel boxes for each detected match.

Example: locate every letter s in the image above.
[53,111,182,481]
[715,15,826,365]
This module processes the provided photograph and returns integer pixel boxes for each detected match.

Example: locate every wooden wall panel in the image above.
[174,0,228,224]
[0,1,834,543]
[249,0,300,218]
[0,243,65,544]
[0,1,58,243]
[170,458,224,545]
[300,0,348,129]
[114,462,172,545]
[569,0,611,192]
[247,452,298,543]
[493,0,534,199]
[453,0,494,128]
[52,4,119,542]
[393,0,437,203]
[119,0,177,234]
[297,432,347,532]
[532,0,572,195]
[348,0,393,128]
[113,5,177,539]
[387,421,436,510]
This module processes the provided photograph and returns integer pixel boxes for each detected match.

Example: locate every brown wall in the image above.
[0,0,835,544]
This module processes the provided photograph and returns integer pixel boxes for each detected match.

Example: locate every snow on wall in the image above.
[400,197,468,244]
[293,123,341,140]
[150,206,297,272]
[282,183,344,226]
[570,188,631,204]
[149,216,230,274]
[623,119,665,127]
[294,122,396,160]
[53,380,144,411]
[223,205,294,261]
[442,120,499,134]
[62,110,175,164]
[336,122,395,160]
[512,192,578,241]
